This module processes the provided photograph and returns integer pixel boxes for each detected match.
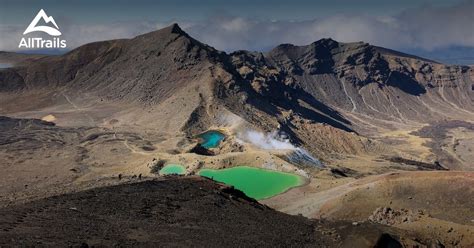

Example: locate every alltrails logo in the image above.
[18,9,67,49]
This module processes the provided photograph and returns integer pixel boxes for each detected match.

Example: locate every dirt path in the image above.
[62,93,95,125]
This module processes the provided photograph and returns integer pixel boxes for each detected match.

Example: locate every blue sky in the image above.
[1,0,473,64]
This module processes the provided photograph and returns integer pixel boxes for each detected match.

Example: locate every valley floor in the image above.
[1,91,473,247]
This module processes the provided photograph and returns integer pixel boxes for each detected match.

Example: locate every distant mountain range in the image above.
[402,46,474,65]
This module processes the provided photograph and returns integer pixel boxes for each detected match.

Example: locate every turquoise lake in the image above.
[198,130,225,149]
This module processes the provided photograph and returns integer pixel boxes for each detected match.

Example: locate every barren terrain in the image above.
[0,24,473,246]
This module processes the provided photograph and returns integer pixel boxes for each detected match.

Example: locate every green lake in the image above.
[199,166,304,200]
[159,164,186,175]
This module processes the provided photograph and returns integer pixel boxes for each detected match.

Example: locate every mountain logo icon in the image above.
[23,9,62,36]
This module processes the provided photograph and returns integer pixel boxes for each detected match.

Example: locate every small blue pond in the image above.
[198,130,225,149]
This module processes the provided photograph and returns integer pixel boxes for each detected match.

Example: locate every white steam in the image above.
[237,129,324,168]
[237,130,295,150]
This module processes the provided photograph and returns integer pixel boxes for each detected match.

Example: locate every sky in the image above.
[0,0,473,63]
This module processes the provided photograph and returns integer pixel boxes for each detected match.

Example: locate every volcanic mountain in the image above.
[1,24,473,166]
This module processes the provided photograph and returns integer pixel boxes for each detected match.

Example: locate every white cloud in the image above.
[189,0,474,51]
[0,1,472,52]
[185,0,473,52]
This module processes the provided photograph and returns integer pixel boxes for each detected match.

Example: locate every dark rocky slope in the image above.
[0,177,417,247]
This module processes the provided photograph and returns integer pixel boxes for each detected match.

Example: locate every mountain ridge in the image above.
[1,23,473,166]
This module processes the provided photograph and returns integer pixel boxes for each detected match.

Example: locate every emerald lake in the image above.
[199,166,304,200]
[160,164,186,175]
